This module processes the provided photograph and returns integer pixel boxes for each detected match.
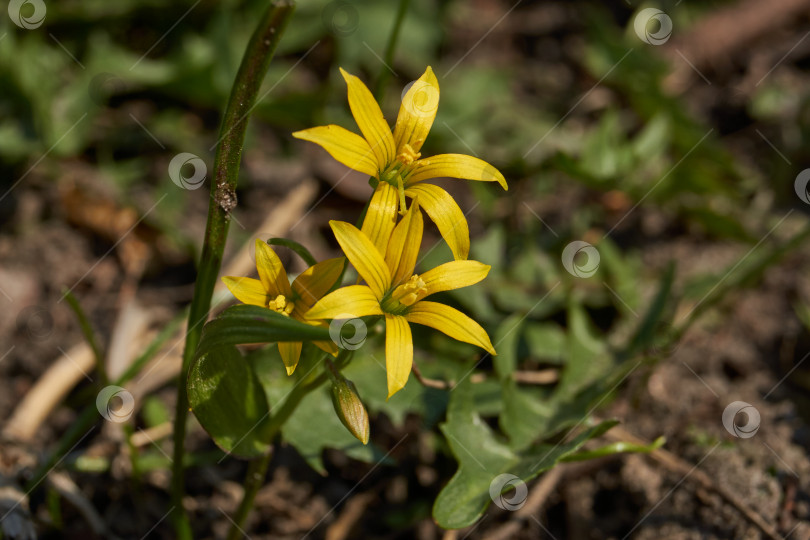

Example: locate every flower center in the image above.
[381,274,427,314]
[268,294,295,316]
[396,143,421,166]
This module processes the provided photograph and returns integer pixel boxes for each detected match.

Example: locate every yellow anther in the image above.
[396,144,421,166]
[391,275,427,307]
[268,294,295,316]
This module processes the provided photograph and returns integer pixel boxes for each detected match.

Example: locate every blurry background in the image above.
[2,0,810,538]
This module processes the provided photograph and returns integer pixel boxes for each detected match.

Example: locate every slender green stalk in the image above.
[170,3,295,536]
[225,367,330,540]
[63,289,106,385]
[373,0,411,99]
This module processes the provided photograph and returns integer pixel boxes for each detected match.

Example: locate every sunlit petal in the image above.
[407,154,507,190]
[340,68,395,170]
[385,200,423,286]
[360,183,398,255]
[292,125,378,177]
[405,301,495,355]
[385,314,413,398]
[420,260,490,297]
[393,66,439,154]
[292,257,344,309]
[330,221,392,299]
[255,240,292,297]
[220,276,268,307]
[305,285,383,320]
[405,184,469,260]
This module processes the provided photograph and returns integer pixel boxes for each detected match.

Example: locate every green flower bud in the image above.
[331,378,370,445]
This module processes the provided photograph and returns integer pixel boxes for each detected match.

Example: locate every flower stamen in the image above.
[268,294,295,316]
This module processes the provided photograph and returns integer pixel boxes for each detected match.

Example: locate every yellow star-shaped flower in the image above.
[221,240,343,374]
[293,66,507,261]
[305,203,496,398]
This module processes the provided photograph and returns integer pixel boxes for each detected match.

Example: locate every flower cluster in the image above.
[223,67,507,398]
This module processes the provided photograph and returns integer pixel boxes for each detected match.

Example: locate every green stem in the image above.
[170,3,295,537]
[373,0,411,100]
[225,367,330,540]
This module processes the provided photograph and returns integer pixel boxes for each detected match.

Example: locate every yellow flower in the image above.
[292,66,508,260]
[221,239,343,375]
[305,203,496,398]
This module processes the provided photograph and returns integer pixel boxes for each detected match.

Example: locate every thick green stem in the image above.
[170,2,295,537]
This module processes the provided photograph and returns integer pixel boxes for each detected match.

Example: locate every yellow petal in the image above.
[393,66,439,154]
[330,221,391,299]
[220,276,268,307]
[385,199,423,286]
[420,260,490,297]
[314,340,339,356]
[385,314,413,398]
[292,257,344,309]
[405,301,495,355]
[305,285,383,320]
[278,341,302,375]
[255,240,292,297]
[405,184,469,260]
[407,154,507,190]
[340,68,395,171]
[292,125,378,177]
[360,183,398,254]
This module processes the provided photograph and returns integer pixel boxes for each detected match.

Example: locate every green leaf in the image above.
[499,380,554,451]
[433,379,617,529]
[281,385,390,474]
[493,314,524,379]
[561,436,665,462]
[250,346,390,473]
[195,304,331,360]
[524,323,566,364]
[188,346,272,458]
[556,300,609,400]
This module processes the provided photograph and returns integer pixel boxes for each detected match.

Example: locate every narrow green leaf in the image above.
[195,304,331,361]
[561,436,665,462]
